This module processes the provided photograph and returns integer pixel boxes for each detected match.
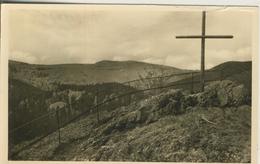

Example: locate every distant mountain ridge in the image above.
[9,60,251,91]
[9,60,187,90]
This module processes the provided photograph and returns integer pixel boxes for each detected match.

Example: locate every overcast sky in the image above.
[6,5,256,69]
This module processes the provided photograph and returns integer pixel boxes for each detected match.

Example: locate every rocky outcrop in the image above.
[186,80,250,108]
[101,80,250,136]
[177,80,250,109]
[157,89,184,115]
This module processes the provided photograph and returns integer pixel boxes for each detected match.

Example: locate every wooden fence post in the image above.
[56,110,61,144]
[128,93,131,105]
[128,82,131,105]
[191,72,194,94]
[157,77,160,95]
[125,82,128,106]
[96,89,100,124]
[116,83,119,92]
[220,70,223,81]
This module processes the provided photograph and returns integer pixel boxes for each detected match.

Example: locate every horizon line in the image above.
[8,59,252,70]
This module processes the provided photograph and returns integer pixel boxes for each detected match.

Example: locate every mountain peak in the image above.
[95,60,142,65]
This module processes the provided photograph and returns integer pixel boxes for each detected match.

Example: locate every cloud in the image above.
[205,46,251,69]
[142,57,165,65]
[10,51,38,63]
[7,6,255,69]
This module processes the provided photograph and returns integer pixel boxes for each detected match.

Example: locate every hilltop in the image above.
[211,61,251,89]
[170,61,251,92]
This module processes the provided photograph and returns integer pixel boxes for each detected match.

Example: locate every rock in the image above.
[146,112,160,124]
[186,148,207,162]
[103,110,144,134]
[182,95,198,108]
[216,82,249,107]
[158,95,171,109]
[217,89,230,107]
[158,89,184,109]
[102,123,117,135]
[196,92,218,107]
[215,81,234,107]
[232,85,249,106]
[136,110,142,123]
[165,99,182,115]
[192,80,250,107]
[168,89,184,100]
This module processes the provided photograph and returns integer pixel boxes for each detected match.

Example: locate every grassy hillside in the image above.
[12,80,251,162]
[9,60,187,90]
[9,60,252,162]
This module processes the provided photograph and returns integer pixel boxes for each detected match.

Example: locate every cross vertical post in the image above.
[176,11,233,92]
[201,11,206,91]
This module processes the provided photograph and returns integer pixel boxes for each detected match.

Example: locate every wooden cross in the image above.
[176,11,233,92]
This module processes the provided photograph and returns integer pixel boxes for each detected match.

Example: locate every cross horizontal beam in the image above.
[176,35,233,39]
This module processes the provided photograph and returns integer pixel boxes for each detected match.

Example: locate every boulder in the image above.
[145,112,160,124]
[158,89,183,109]
[232,85,250,106]
[196,91,218,107]
[215,81,249,107]
[196,80,250,107]
[165,99,182,115]
[102,110,144,134]
[215,81,235,106]
[182,95,198,108]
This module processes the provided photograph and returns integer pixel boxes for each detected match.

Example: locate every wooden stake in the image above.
[191,72,194,93]
[56,110,61,144]
[96,89,100,124]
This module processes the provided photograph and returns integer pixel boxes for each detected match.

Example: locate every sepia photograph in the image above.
[0,2,258,163]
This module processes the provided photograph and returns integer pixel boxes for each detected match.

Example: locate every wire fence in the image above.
[9,69,223,158]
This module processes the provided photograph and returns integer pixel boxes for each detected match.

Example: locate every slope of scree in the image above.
[14,80,251,162]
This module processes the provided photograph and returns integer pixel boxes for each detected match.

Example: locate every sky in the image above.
[5,5,257,69]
